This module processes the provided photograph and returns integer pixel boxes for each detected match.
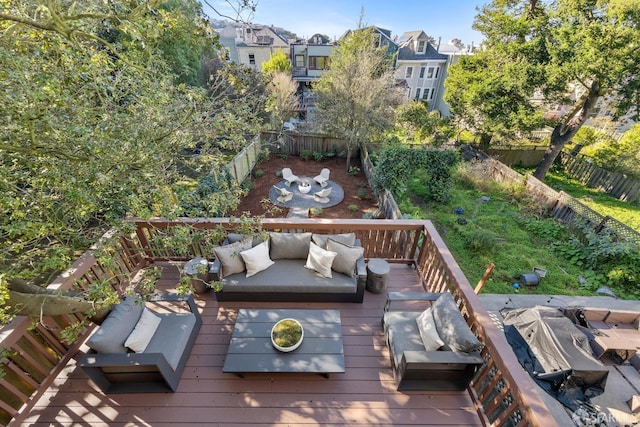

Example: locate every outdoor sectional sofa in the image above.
[210,231,367,303]
[79,293,201,393]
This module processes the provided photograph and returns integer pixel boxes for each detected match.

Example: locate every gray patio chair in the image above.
[313,168,330,187]
[313,187,332,203]
[282,168,299,187]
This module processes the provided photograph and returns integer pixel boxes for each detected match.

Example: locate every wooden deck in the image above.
[24,264,485,426]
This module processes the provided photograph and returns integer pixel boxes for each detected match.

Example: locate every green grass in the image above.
[396,165,616,297]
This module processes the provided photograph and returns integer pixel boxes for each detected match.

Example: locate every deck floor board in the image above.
[23,264,484,426]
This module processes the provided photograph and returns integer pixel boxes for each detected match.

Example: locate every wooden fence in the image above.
[226,136,262,183]
[261,131,350,156]
[559,152,640,204]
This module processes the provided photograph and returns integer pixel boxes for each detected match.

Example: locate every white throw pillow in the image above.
[416,307,445,351]
[124,308,162,353]
[305,242,337,278]
[240,240,274,277]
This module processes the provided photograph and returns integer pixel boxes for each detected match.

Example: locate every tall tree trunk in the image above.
[478,132,492,149]
[533,81,601,180]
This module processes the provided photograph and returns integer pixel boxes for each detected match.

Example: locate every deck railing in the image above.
[2,218,556,426]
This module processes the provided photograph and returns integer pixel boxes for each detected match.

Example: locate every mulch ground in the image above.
[229,155,379,219]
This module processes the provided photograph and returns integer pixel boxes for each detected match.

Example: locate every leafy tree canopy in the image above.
[262,50,292,75]
[0,0,263,292]
[313,25,402,170]
[446,0,640,179]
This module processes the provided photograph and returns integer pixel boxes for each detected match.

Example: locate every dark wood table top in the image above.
[223,309,345,376]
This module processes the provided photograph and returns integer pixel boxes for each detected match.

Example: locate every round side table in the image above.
[366,258,390,294]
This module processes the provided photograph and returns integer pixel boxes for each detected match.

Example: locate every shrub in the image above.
[310,207,323,216]
[348,204,359,212]
[464,229,497,254]
[254,169,264,179]
[357,187,367,199]
[276,153,288,160]
[313,151,324,161]
[348,166,360,176]
[300,150,313,161]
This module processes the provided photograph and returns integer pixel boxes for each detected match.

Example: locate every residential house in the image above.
[216,24,290,71]
[432,40,474,117]
[395,31,448,111]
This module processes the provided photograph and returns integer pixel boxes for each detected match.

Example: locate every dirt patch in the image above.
[229,154,379,219]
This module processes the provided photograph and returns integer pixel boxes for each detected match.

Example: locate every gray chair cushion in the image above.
[431,293,483,352]
[383,311,425,367]
[86,297,143,354]
[269,232,312,259]
[145,313,197,370]
[327,238,364,278]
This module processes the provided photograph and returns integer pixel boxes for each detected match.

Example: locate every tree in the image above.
[581,124,640,178]
[459,0,640,179]
[313,26,402,170]
[0,0,264,321]
[262,51,292,75]
[265,72,299,129]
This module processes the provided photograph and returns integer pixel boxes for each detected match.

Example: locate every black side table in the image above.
[366,258,390,294]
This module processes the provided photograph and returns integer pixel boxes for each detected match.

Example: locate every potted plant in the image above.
[271,318,304,352]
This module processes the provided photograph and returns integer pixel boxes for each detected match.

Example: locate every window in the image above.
[430,88,436,100]
[434,67,440,79]
[295,55,305,68]
[427,67,434,79]
[405,66,413,78]
[422,89,428,100]
[419,67,425,78]
[417,40,426,53]
[248,54,255,65]
[309,56,330,70]
[415,88,421,99]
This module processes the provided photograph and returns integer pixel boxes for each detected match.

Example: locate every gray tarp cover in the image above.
[502,306,608,412]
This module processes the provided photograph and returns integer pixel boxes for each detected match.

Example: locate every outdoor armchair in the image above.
[313,187,332,203]
[274,186,293,203]
[313,168,330,187]
[282,168,299,186]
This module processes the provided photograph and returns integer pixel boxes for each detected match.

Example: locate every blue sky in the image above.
[202,0,487,46]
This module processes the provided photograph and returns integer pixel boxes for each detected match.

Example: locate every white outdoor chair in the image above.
[313,168,330,188]
[274,186,293,203]
[282,168,299,187]
[313,187,332,204]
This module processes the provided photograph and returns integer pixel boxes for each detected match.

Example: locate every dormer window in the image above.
[417,40,426,53]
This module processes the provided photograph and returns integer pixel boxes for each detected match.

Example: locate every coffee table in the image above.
[223,309,345,377]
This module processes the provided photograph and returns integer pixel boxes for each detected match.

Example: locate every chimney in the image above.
[437,36,441,51]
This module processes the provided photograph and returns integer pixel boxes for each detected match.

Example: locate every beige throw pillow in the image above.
[214,238,252,276]
[326,238,363,277]
[240,240,274,277]
[305,242,337,278]
[416,307,445,351]
[124,308,162,353]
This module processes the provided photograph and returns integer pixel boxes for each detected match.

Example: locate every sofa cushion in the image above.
[326,238,363,278]
[86,297,143,354]
[383,311,426,367]
[305,242,337,278]
[214,238,252,276]
[311,233,356,249]
[145,313,197,370]
[269,232,311,259]
[416,307,444,351]
[124,307,162,353]
[432,293,483,352]
[241,240,274,277]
